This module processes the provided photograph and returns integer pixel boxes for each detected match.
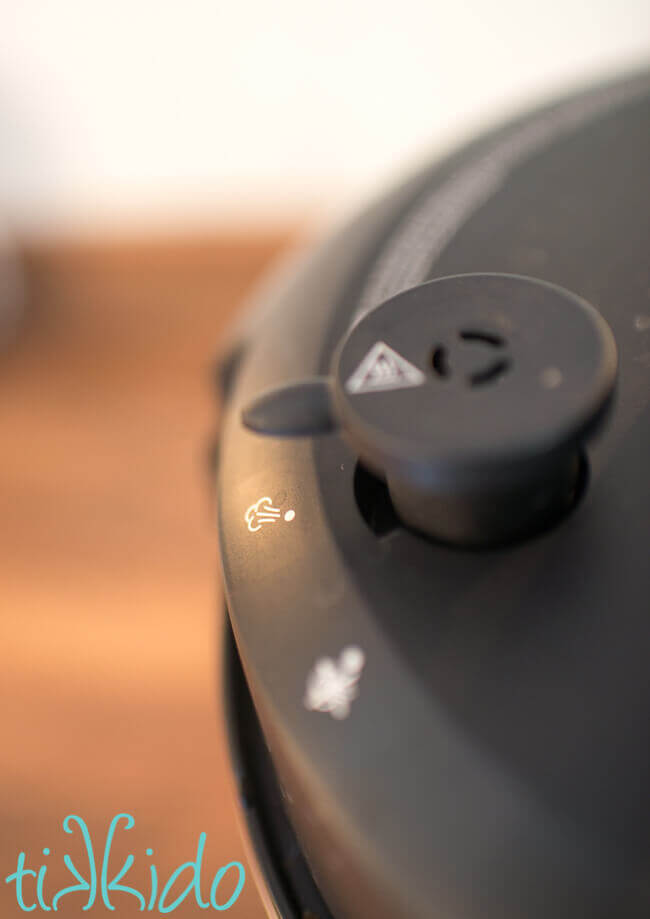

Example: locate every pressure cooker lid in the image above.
[218,71,650,919]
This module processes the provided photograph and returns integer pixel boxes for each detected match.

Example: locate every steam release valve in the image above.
[332,274,618,546]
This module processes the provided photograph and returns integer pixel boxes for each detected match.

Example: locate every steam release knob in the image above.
[332,273,618,546]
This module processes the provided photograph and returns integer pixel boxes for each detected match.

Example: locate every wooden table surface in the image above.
[0,231,299,917]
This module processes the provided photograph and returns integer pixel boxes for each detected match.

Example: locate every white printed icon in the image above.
[346,341,425,394]
[304,646,366,720]
[245,496,296,533]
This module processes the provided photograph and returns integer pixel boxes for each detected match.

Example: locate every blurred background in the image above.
[1,2,649,917]
[3,0,650,235]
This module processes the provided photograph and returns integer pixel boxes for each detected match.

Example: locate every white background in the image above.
[2,1,649,236]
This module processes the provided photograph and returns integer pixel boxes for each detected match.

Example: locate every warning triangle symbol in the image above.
[345,341,426,394]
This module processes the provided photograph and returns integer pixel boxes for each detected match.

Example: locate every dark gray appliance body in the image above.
[216,71,650,919]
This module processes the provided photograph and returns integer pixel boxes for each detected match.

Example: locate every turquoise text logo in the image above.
[5,814,245,912]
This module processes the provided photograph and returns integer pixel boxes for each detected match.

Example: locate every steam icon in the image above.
[245,496,295,533]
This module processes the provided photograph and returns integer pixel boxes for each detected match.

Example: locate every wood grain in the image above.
[0,230,300,918]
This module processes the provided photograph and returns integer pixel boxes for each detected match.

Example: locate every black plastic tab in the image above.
[242,377,336,437]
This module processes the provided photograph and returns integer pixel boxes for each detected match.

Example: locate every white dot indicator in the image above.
[284,510,295,522]
[540,366,563,389]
